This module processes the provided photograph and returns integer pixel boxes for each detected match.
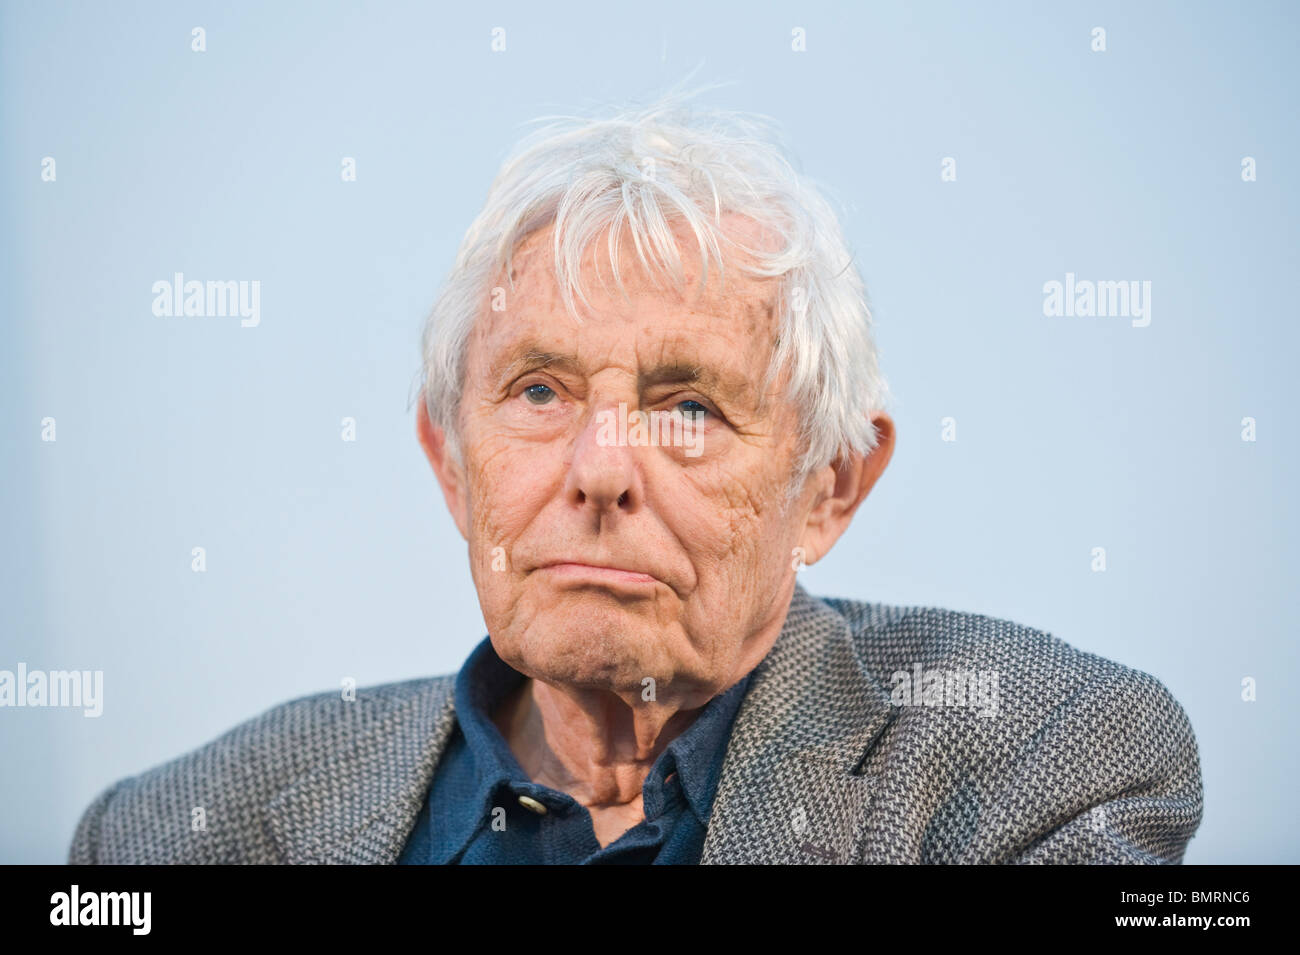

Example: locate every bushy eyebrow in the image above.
[641,361,727,393]
[491,347,581,384]
[490,344,752,404]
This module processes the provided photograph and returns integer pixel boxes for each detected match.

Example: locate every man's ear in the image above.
[798,412,895,566]
[416,397,471,541]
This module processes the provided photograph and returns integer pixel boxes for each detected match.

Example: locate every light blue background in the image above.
[2,0,1295,864]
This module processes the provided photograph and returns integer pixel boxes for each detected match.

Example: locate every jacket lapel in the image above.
[700,583,897,864]
[266,677,458,864]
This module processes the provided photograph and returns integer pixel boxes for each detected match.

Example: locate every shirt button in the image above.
[517,795,548,815]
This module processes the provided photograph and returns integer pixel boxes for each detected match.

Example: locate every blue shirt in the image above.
[398,636,753,865]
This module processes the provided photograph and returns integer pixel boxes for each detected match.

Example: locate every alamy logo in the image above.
[152,273,260,327]
[594,402,704,457]
[50,885,151,935]
[1042,272,1151,327]
[889,663,1000,718]
[0,664,103,717]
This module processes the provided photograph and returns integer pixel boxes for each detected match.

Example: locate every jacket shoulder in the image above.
[815,594,1202,862]
[68,674,455,864]
[820,594,1155,698]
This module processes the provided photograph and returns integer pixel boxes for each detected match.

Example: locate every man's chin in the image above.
[494,621,680,696]
[513,586,676,633]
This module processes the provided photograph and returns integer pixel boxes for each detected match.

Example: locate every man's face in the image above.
[442,219,828,710]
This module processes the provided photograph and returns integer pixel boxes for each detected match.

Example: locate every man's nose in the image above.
[562,406,642,515]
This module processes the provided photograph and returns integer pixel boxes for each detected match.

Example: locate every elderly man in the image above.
[68,93,1202,865]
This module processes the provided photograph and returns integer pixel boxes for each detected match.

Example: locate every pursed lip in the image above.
[537,561,660,586]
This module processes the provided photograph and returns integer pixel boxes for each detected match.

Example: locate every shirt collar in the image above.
[653,671,752,820]
[453,635,534,790]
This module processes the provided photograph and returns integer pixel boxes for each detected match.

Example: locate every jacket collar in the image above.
[266,582,894,864]
[699,582,897,863]
[265,680,459,864]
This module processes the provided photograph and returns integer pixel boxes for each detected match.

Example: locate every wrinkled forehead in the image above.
[466,216,786,399]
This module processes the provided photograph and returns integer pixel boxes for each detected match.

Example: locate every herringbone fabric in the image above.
[68,584,1202,864]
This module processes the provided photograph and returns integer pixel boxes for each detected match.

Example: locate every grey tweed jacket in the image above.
[68,584,1203,864]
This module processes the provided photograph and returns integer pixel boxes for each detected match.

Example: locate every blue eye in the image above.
[523,383,555,405]
[677,400,709,420]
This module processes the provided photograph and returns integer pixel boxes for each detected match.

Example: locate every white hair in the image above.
[420,83,890,495]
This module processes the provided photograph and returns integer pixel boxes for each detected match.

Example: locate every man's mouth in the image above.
[537,562,660,587]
